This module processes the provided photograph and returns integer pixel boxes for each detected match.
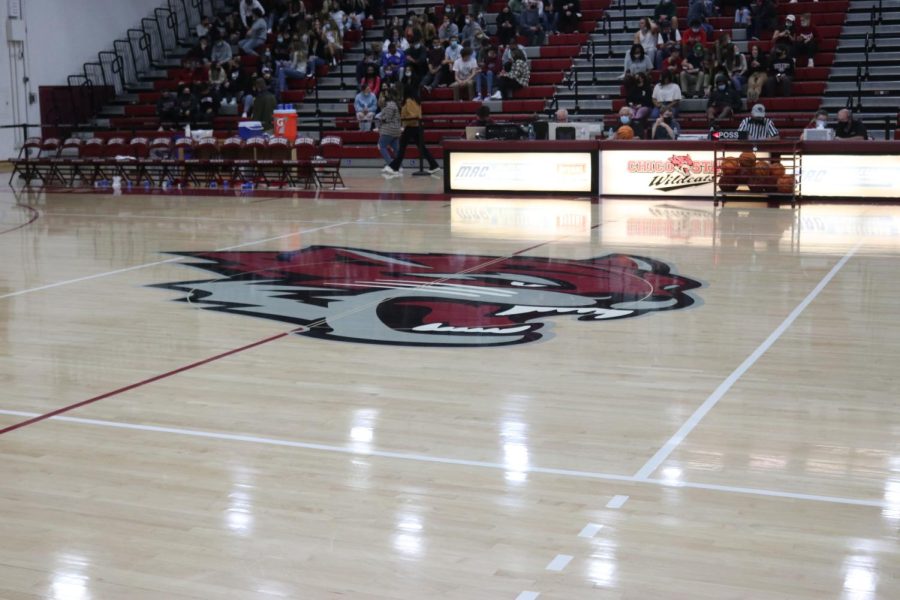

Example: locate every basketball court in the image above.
[1,177,898,599]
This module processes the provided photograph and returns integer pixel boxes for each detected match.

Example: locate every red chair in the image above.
[55,138,84,185]
[130,137,150,159]
[9,138,43,185]
[220,136,243,160]
[266,137,291,161]
[316,137,344,189]
[319,136,343,159]
[295,137,318,160]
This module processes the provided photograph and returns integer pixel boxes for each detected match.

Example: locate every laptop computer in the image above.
[465,126,487,140]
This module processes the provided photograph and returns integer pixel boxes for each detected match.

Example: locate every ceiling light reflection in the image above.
[501,420,530,483]
[842,555,878,600]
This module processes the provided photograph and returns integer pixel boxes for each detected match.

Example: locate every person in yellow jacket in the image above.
[383,91,441,177]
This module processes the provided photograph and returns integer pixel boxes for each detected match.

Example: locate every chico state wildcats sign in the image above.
[602,150,717,196]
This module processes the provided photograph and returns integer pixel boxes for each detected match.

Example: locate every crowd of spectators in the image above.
[618,0,824,139]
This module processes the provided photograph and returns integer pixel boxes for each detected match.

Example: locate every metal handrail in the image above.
[591,41,597,84]
[621,0,628,33]
[603,13,613,57]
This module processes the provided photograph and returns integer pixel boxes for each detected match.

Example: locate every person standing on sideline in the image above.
[383,91,441,177]
[377,88,402,167]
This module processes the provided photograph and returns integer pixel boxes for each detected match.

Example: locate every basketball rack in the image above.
[713,142,803,207]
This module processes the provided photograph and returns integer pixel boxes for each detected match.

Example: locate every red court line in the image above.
[0,205,39,236]
[0,331,290,437]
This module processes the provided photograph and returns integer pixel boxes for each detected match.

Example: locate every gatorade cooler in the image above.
[273,108,298,141]
[238,121,264,140]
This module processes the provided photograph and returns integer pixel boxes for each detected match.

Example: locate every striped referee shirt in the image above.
[737,117,779,140]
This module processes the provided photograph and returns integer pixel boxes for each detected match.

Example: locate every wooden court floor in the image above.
[0,183,899,599]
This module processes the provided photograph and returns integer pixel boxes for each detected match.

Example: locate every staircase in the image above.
[821,0,900,139]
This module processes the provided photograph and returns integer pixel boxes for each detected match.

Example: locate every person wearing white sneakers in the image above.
[794,13,818,68]
[383,91,441,178]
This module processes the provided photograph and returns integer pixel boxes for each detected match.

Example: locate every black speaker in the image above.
[555,126,576,140]
[486,123,526,140]
[532,120,549,140]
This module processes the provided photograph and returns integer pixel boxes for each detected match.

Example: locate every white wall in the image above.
[1,0,160,157]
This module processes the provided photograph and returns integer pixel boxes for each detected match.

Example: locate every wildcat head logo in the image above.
[155,246,701,347]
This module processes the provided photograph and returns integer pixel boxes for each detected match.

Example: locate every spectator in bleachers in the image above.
[681,20,707,54]
[634,18,659,65]
[439,14,459,42]
[423,14,438,45]
[222,57,251,109]
[616,106,644,139]
[271,29,292,63]
[382,42,406,83]
[240,0,266,28]
[190,36,213,65]
[239,8,268,56]
[661,46,683,76]
[502,40,526,65]
[378,87,402,167]
[451,47,479,101]
[834,109,869,140]
[274,39,309,98]
[623,44,653,78]
[651,69,682,119]
[196,83,218,125]
[211,36,234,66]
[720,43,747,93]
[355,83,378,131]
[307,29,329,76]
[445,34,462,64]
[520,1,546,47]
[405,14,424,44]
[556,108,569,122]
[475,45,502,101]
[556,0,582,35]
[209,63,227,90]
[745,44,767,102]
[250,77,277,130]
[686,0,711,33]
[403,64,421,97]
[653,0,677,30]
[157,91,179,128]
[765,45,793,97]
[509,0,525,22]
[738,103,779,139]
[360,64,381,96]
[406,38,429,83]
[197,16,211,39]
[706,74,741,125]
[322,18,344,67]
[654,16,681,69]
[497,48,530,100]
[355,49,379,82]
[175,85,198,128]
[283,0,308,29]
[385,28,410,54]
[624,72,653,128]
[421,39,449,92]
[735,4,751,31]
[771,14,796,55]
[794,13,818,68]
[680,43,708,99]
[461,14,483,47]
[652,107,680,139]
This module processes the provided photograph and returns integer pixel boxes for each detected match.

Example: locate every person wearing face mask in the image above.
[654,15,681,69]
[765,45,793,97]
[654,0,677,26]
[745,44,767,102]
[738,103,779,140]
[749,0,776,41]
[438,15,459,42]
[680,43,708,99]
[354,83,378,131]
[238,8,268,56]
[806,109,830,130]
[706,75,741,126]
[406,37,428,82]
[381,42,406,83]
[451,47,480,101]
[496,6,517,45]
[651,69,681,119]
[633,18,658,65]
[833,108,868,140]
[445,36,462,65]
[422,40,449,92]
[461,14,483,47]
[211,36,233,66]
[615,106,644,138]
[652,107,680,140]
[771,14,796,55]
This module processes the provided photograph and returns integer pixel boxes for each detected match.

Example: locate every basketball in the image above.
[615,125,635,140]
[720,157,740,177]
[777,175,796,194]
[718,176,738,192]
[738,151,757,168]
[769,161,786,179]
[749,176,774,193]
[753,162,771,178]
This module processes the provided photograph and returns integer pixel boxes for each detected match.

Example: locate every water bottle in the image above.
[527,124,535,140]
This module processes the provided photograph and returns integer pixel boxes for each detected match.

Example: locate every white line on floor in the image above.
[0,221,351,300]
[545,554,573,572]
[515,592,540,600]
[633,242,863,481]
[605,495,630,509]
[0,409,884,509]
[577,523,603,538]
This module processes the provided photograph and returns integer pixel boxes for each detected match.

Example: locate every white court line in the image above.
[633,242,863,481]
[0,409,885,509]
[0,220,352,300]
[605,495,629,509]
[578,523,603,539]
[545,554,573,572]
[515,592,540,600]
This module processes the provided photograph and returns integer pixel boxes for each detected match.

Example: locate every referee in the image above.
[737,104,780,140]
